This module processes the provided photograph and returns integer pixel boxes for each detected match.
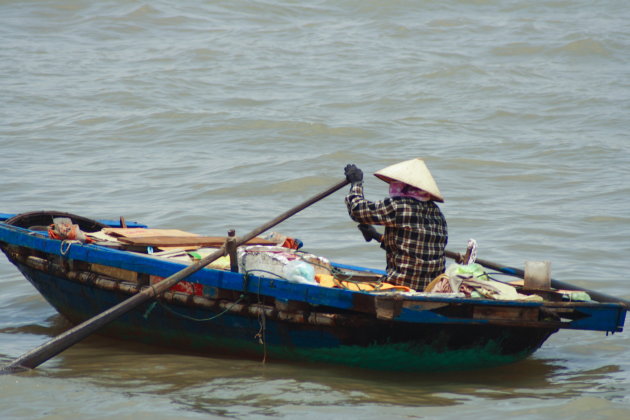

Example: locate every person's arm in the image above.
[343,164,398,226]
[357,224,383,242]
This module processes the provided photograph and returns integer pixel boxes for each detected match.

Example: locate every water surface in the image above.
[1,0,629,418]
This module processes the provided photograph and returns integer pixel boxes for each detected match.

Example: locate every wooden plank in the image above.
[402,301,450,311]
[91,263,138,283]
[152,245,200,252]
[102,228,200,238]
[375,295,404,320]
[473,305,539,322]
[117,236,276,247]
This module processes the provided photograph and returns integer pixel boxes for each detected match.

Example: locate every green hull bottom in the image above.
[112,324,538,372]
[269,340,533,372]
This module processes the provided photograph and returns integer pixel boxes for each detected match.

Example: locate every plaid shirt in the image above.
[345,183,448,290]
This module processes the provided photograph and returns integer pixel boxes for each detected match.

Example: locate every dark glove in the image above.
[344,164,363,184]
[358,224,382,242]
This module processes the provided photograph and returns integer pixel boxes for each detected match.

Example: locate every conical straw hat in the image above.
[374,158,444,202]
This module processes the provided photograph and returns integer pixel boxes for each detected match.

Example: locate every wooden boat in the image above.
[0,211,626,372]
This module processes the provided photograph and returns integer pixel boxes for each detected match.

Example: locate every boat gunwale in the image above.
[0,221,626,333]
[0,222,549,309]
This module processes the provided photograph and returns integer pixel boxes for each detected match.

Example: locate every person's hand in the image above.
[358,224,382,242]
[344,164,363,184]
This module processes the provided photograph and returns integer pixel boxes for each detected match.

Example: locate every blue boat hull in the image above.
[14,261,553,371]
[1,212,625,372]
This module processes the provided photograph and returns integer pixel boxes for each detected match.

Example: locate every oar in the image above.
[445,250,630,310]
[2,179,350,372]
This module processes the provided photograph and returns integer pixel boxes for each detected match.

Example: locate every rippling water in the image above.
[1,0,629,418]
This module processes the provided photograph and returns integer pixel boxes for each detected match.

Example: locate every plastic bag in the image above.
[444,263,485,292]
[446,263,520,300]
[48,217,90,243]
[283,260,316,285]
[445,263,489,282]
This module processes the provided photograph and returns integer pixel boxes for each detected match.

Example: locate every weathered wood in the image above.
[473,305,539,322]
[91,263,138,283]
[118,235,275,247]
[226,230,239,273]
[102,228,199,238]
[402,301,449,311]
[375,295,403,320]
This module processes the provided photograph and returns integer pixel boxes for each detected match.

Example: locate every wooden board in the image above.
[102,228,200,238]
[472,305,539,322]
[91,263,139,283]
[117,236,276,247]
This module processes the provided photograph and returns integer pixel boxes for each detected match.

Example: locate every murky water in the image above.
[1,0,629,418]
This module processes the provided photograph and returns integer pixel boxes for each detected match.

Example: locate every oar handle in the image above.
[446,250,630,310]
[2,179,350,372]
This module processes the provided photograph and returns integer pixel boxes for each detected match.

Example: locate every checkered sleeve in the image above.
[344,183,397,226]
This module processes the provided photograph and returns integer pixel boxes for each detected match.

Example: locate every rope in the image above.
[254,274,267,363]
[143,302,157,319]
[255,309,267,363]
[60,240,80,255]
[244,269,287,280]
[143,294,246,322]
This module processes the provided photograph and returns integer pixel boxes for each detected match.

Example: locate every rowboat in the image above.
[0,210,626,372]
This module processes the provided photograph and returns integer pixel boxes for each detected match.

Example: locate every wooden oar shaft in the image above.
[446,250,630,310]
[3,179,350,372]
